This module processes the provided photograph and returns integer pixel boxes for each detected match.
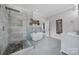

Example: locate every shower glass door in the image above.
[3,9,33,55]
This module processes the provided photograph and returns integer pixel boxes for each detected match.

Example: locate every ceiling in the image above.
[7,4,75,17]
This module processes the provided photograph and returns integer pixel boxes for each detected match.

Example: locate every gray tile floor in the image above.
[21,37,62,55]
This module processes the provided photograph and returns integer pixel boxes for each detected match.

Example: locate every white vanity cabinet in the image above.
[61,33,79,55]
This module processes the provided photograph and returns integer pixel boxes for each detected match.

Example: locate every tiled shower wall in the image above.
[7,9,33,45]
[8,11,27,43]
[0,5,8,54]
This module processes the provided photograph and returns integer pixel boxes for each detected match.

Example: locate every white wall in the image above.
[48,7,79,38]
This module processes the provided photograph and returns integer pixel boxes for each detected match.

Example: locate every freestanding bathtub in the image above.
[31,32,44,41]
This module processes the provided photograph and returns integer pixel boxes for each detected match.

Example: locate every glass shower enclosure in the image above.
[2,6,33,55]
